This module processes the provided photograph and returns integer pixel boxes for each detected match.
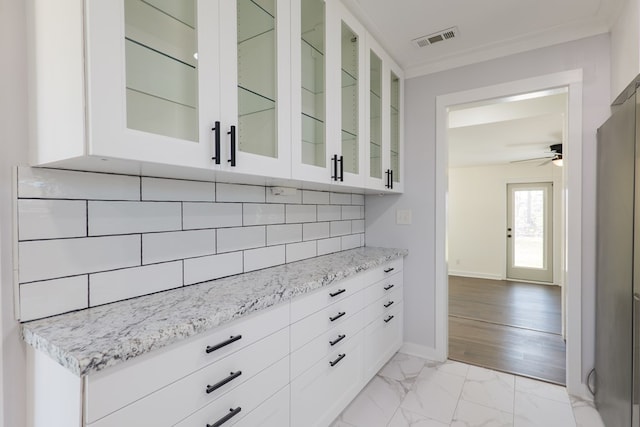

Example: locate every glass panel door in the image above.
[507,182,553,282]
[369,51,382,180]
[389,71,400,184]
[124,0,198,141]
[341,21,359,175]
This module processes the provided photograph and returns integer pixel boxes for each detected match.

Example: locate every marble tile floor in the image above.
[331,352,604,427]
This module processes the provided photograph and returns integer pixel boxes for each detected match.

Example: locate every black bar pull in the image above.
[206,335,242,354]
[390,169,393,189]
[211,121,221,164]
[384,301,394,308]
[384,267,395,273]
[339,155,344,181]
[331,154,338,181]
[207,407,242,427]
[384,284,394,291]
[329,288,346,297]
[384,315,394,323]
[385,169,390,188]
[228,125,236,167]
[329,334,346,346]
[329,353,346,367]
[206,371,242,394]
[329,311,346,322]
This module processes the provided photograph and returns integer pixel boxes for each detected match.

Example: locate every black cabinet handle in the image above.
[384,315,394,323]
[211,121,221,164]
[206,371,242,394]
[206,335,242,354]
[207,407,242,427]
[329,288,346,297]
[384,267,395,273]
[331,154,338,181]
[384,284,394,291]
[329,353,346,367]
[390,169,393,189]
[228,125,236,167]
[384,301,394,308]
[329,311,346,322]
[385,169,390,188]
[329,334,346,346]
[339,155,344,181]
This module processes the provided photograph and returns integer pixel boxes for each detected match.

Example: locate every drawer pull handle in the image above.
[206,335,242,354]
[384,267,395,273]
[330,288,346,297]
[384,301,394,308]
[206,371,242,394]
[330,311,346,322]
[384,315,395,323]
[329,353,346,367]
[330,334,346,346]
[207,407,242,427]
[384,284,394,291]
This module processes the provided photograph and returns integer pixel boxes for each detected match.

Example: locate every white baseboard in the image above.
[447,271,503,281]
[400,342,445,362]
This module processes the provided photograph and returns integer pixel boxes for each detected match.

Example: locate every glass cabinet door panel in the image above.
[341,22,359,174]
[237,0,277,158]
[124,0,198,141]
[390,71,400,183]
[301,0,326,168]
[369,51,382,179]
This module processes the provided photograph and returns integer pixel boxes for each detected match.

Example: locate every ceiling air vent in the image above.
[412,26,458,48]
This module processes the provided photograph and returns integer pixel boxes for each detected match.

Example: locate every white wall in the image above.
[611,0,640,101]
[448,163,563,282]
[366,34,610,382]
[0,0,28,425]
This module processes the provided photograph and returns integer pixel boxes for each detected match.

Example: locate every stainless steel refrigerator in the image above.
[596,77,640,427]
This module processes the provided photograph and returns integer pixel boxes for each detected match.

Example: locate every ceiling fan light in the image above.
[552,154,563,167]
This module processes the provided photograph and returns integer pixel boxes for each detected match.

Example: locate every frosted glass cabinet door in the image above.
[86,0,220,169]
[219,0,292,179]
[364,33,386,190]
[387,63,404,192]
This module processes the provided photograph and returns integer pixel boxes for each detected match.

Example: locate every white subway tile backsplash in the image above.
[184,252,243,285]
[317,205,341,221]
[267,224,302,246]
[142,178,214,202]
[19,235,140,283]
[143,229,216,264]
[183,202,242,229]
[243,204,285,226]
[341,234,362,250]
[217,226,265,253]
[244,246,285,272]
[303,222,330,241]
[18,167,140,200]
[217,183,265,203]
[317,237,341,256]
[330,192,351,205]
[19,276,88,321]
[18,199,86,241]
[302,190,330,205]
[89,262,182,306]
[267,188,302,204]
[286,205,317,223]
[88,201,181,235]
[342,205,361,220]
[330,220,352,237]
[351,194,365,205]
[286,241,317,263]
[352,219,365,234]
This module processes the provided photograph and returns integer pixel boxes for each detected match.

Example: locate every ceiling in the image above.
[447,91,567,168]
[343,0,623,77]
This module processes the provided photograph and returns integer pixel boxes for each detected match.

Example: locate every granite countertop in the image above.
[22,247,408,376]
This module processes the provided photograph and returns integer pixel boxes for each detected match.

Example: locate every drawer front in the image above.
[291,331,364,427]
[290,289,365,351]
[364,302,403,379]
[86,302,289,424]
[291,309,365,380]
[173,357,290,427]
[365,271,403,306]
[360,258,403,286]
[365,284,403,325]
[290,274,365,323]
[89,328,289,427]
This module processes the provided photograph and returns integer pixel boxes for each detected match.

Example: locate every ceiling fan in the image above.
[511,143,563,166]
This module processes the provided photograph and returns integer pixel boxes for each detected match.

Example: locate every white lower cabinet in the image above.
[364,302,403,379]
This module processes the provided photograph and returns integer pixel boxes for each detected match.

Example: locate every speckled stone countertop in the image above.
[22,247,407,376]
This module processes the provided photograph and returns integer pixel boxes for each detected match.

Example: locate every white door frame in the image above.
[434,70,585,396]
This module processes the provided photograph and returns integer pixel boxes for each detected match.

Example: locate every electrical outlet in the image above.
[396,209,412,225]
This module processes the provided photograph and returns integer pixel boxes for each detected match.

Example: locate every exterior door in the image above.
[506,182,553,283]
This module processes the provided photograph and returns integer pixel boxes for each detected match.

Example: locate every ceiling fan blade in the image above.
[510,156,553,164]
[538,158,553,166]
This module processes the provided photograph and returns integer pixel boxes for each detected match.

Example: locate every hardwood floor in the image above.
[448,275,566,385]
